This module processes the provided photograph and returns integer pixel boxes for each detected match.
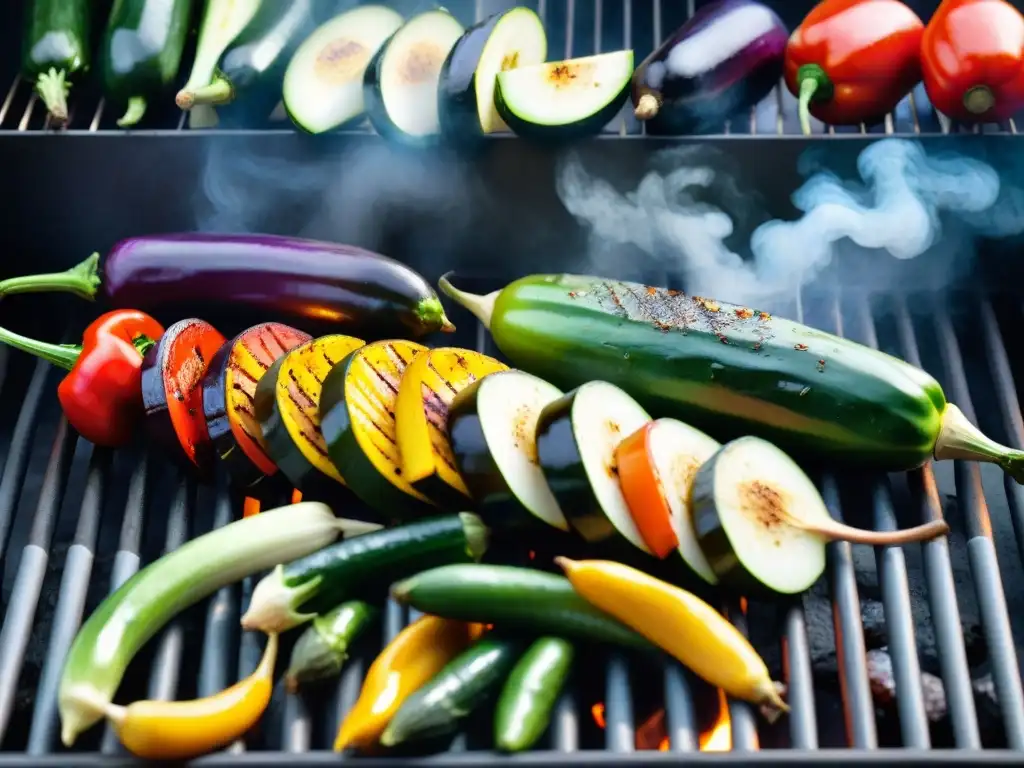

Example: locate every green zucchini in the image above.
[176,0,262,128]
[285,600,377,692]
[439,274,1024,482]
[57,503,379,747]
[381,636,524,747]
[390,564,651,650]
[188,0,316,113]
[494,636,574,752]
[241,513,489,634]
[22,0,91,123]
[100,0,193,127]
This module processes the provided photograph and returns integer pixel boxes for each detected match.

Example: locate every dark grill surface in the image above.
[2,0,1024,765]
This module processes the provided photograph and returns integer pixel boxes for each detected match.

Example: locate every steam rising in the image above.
[557,138,1024,304]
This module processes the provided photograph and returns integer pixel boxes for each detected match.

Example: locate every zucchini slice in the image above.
[254,335,365,497]
[437,7,547,139]
[320,340,436,520]
[495,49,634,141]
[691,436,829,595]
[394,347,508,508]
[283,4,403,134]
[448,370,568,534]
[536,381,651,551]
[363,9,465,145]
[202,323,311,491]
[616,418,721,581]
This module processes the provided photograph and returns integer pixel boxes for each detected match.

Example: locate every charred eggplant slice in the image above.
[437,7,547,140]
[448,369,568,534]
[202,323,311,490]
[141,318,226,476]
[535,380,650,550]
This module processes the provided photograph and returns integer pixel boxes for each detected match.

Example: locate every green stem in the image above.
[934,403,1024,484]
[0,253,101,301]
[795,64,833,137]
[438,273,498,330]
[134,335,156,357]
[0,326,80,370]
[116,96,147,128]
[183,75,235,107]
[35,68,70,124]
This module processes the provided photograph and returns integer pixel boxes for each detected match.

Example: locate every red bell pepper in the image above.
[921,0,1024,123]
[0,310,164,447]
[784,0,925,134]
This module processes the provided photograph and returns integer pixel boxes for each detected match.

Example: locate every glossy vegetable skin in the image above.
[382,637,523,746]
[784,0,924,133]
[104,634,278,760]
[334,616,482,751]
[242,513,488,633]
[100,0,194,127]
[58,502,371,746]
[0,310,162,447]
[22,0,91,123]
[632,0,786,134]
[4,236,454,337]
[921,0,1024,123]
[440,274,1024,482]
[556,558,788,719]
[286,601,377,691]
[494,637,574,752]
[391,564,651,649]
[202,323,311,490]
[141,318,226,474]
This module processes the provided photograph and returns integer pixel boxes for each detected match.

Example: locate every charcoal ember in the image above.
[866,648,947,722]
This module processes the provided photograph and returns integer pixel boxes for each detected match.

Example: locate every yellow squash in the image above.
[320,340,435,519]
[555,558,789,721]
[254,335,364,496]
[105,633,278,760]
[395,347,508,506]
[333,616,482,751]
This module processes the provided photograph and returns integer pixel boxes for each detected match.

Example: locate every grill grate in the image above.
[1,0,1022,136]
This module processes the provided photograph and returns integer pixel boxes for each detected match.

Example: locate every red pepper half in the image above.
[921,0,1024,123]
[784,0,924,134]
[0,310,164,447]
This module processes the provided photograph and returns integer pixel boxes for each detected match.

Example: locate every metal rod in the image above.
[723,602,758,751]
[662,663,697,751]
[198,489,239,698]
[604,654,634,752]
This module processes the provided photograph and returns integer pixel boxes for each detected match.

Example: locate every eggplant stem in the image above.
[934,403,1024,483]
[35,68,70,124]
[438,273,499,329]
[0,252,101,301]
[185,75,235,107]
[117,96,147,128]
[785,513,949,545]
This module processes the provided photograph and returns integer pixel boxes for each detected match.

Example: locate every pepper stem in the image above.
[438,273,499,330]
[35,68,70,124]
[785,513,949,545]
[240,565,323,633]
[934,403,1024,483]
[795,64,833,137]
[0,326,81,370]
[0,253,102,301]
[116,96,147,128]
[634,93,660,120]
[133,335,156,357]
[963,86,995,116]
[182,75,235,107]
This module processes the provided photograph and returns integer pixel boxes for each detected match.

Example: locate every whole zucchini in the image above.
[100,0,194,127]
[22,0,91,123]
[440,274,1024,481]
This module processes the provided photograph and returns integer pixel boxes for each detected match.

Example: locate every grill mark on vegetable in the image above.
[230,362,261,386]
[255,333,277,365]
[384,342,411,369]
[284,384,330,456]
[431,437,459,472]
[239,339,271,370]
[285,368,318,409]
[365,360,399,396]
[321,349,338,369]
[421,382,449,431]
[302,357,325,386]
[264,325,292,355]
[427,358,463,395]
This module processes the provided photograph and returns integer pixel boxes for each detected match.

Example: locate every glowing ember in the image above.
[291,488,303,504]
[593,689,737,752]
[243,497,261,517]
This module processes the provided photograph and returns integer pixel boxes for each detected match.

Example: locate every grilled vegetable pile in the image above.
[47,264,991,759]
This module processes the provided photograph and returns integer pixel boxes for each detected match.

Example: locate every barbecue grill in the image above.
[1,0,1024,764]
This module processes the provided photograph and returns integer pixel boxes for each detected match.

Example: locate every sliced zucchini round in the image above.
[437,7,547,140]
[447,370,568,534]
[253,335,365,498]
[494,49,634,141]
[283,5,404,134]
[394,347,508,509]
[536,381,651,551]
[691,436,830,595]
[320,340,437,521]
[363,9,465,146]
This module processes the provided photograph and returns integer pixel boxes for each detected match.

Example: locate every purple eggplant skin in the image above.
[631,0,787,135]
[101,234,455,339]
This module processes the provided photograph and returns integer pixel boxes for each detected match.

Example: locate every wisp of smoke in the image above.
[556,138,1024,304]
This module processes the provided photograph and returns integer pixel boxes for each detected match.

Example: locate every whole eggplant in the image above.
[0,234,454,338]
[631,0,787,135]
